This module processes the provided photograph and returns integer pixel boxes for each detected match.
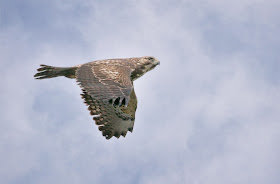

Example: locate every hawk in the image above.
[34,56,160,139]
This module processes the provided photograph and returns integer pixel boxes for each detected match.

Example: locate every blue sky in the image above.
[1,0,280,183]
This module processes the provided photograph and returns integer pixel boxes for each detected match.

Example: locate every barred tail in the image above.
[34,64,77,79]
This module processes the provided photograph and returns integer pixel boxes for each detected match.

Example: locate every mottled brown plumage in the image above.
[34,56,160,139]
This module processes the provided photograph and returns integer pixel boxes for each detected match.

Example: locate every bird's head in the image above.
[142,56,160,70]
[131,56,160,81]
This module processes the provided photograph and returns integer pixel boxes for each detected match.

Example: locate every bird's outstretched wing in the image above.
[81,88,137,139]
[76,59,136,106]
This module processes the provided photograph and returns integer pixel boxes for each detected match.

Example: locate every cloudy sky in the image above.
[1,0,280,183]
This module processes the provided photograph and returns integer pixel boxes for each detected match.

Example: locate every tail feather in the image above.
[34,65,77,79]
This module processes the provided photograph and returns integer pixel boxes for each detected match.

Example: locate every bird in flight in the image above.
[34,56,160,139]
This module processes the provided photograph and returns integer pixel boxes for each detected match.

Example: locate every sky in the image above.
[0,0,280,183]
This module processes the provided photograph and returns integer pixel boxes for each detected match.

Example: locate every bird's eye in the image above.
[147,57,154,60]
